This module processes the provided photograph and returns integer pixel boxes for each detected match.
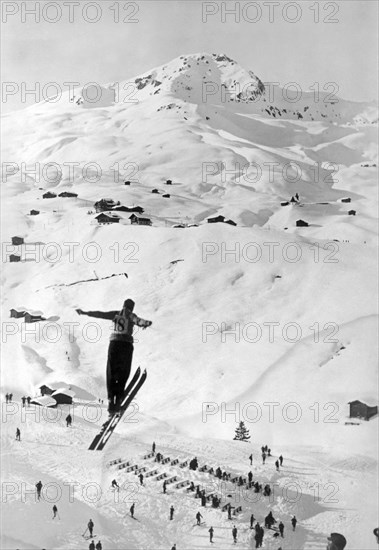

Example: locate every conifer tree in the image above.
[233,421,251,442]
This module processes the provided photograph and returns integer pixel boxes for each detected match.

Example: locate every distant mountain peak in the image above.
[114,52,265,105]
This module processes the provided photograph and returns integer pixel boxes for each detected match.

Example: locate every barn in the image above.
[296,219,309,227]
[348,400,378,421]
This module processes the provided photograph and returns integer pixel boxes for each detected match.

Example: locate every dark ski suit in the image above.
[76,300,151,413]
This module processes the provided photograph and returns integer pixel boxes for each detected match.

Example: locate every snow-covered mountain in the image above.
[1,53,378,550]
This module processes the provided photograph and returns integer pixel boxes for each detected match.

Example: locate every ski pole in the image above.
[82,527,88,537]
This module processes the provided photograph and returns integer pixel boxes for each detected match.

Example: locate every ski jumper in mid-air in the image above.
[76,299,152,414]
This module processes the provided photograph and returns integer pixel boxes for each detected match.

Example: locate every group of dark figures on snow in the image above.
[86,519,102,550]
[108,442,303,549]
[26,436,376,550]
[6,393,33,407]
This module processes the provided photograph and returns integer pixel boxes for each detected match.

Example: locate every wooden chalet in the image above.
[129,214,152,226]
[95,213,120,224]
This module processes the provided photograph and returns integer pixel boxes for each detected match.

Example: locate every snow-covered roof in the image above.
[52,388,76,398]
[30,396,56,407]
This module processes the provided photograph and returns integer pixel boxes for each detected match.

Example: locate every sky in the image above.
[1,0,378,112]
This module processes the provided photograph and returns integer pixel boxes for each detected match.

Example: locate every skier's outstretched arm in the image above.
[76,309,118,320]
[130,313,152,329]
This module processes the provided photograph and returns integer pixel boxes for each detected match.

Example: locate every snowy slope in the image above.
[1,53,378,550]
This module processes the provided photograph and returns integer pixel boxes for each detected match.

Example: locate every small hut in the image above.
[30,210,40,215]
[207,215,225,224]
[95,213,120,224]
[24,311,45,323]
[40,385,55,396]
[12,236,24,245]
[10,307,26,318]
[129,214,152,226]
[51,388,75,405]
[348,400,377,421]
[296,219,309,227]
[112,205,144,214]
[94,199,120,212]
[58,192,78,198]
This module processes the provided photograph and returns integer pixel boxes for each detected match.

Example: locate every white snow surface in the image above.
[1,53,378,550]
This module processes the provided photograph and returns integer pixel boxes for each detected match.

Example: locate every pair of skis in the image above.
[88,367,147,451]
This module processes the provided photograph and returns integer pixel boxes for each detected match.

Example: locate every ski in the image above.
[96,369,147,451]
[88,366,142,451]
[88,367,146,451]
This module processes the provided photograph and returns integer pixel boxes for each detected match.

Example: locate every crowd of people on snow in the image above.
[8,423,368,550]
[148,442,355,550]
